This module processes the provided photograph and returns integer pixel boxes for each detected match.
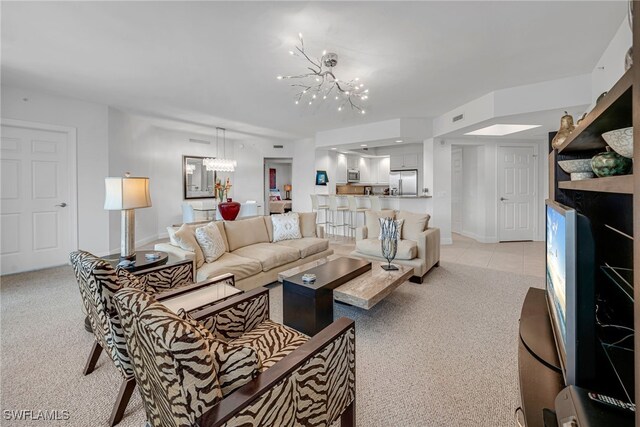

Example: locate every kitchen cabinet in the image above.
[377,157,390,183]
[336,153,347,183]
[358,157,371,182]
[347,155,359,170]
[390,153,419,169]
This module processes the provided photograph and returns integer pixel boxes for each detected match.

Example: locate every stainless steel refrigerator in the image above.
[389,169,418,196]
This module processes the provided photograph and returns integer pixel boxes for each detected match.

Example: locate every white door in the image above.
[451,147,463,234]
[497,146,536,242]
[1,121,75,274]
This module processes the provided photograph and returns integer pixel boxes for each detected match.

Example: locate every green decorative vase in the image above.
[591,147,632,177]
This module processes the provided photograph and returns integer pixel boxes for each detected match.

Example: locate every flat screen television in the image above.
[545,200,595,387]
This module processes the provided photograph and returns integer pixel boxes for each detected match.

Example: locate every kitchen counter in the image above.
[315,193,433,217]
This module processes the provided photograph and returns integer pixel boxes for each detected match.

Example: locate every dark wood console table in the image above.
[518,287,564,427]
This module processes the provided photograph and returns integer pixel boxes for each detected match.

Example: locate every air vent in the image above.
[452,113,464,123]
[273,144,284,149]
[189,138,210,145]
[361,147,369,151]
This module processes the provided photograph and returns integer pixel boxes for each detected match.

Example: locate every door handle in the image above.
[500,197,508,201]
[55,202,67,207]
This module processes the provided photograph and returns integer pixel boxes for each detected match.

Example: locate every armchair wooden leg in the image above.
[83,341,103,375]
[109,378,136,426]
[340,400,355,427]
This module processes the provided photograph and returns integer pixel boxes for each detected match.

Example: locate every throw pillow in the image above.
[173,223,205,268]
[177,309,259,396]
[365,209,395,239]
[378,217,404,240]
[195,222,226,263]
[396,211,430,241]
[271,212,302,242]
[167,226,179,246]
[298,212,317,238]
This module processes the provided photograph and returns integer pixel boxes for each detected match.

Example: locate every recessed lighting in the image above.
[360,144,367,147]
[464,124,541,136]
[331,147,337,150]
[395,139,403,143]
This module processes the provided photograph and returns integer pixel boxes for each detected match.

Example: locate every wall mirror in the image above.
[183,156,216,199]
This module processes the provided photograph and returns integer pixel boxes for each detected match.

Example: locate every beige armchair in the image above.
[350,210,440,283]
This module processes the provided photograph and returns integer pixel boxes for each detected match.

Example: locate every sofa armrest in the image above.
[416,227,440,271]
[155,273,235,302]
[133,259,194,293]
[356,226,368,241]
[196,317,356,427]
[154,242,195,261]
[190,287,270,340]
[316,224,326,239]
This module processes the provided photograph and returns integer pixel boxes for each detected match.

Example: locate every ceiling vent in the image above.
[452,113,464,123]
[189,138,210,145]
[273,144,284,149]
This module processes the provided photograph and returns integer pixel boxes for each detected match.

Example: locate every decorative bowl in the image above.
[601,127,633,159]
[569,172,595,181]
[558,159,592,173]
[591,148,632,177]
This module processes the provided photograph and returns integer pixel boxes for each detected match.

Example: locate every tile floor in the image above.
[327,232,545,278]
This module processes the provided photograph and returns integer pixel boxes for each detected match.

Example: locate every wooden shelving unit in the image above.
[558,68,632,153]
[557,175,634,194]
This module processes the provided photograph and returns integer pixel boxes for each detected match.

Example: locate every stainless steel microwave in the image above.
[347,169,360,182]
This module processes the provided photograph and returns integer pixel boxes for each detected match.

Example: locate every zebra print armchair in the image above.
[69,250,225,426]
[114,286,356,427]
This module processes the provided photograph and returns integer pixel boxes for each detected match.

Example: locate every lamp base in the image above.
[381,264,399,271]
[121,209,136,260]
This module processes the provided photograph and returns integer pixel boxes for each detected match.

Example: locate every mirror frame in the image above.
[183,155,217,200]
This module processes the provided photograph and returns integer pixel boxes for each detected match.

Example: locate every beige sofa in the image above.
[155,213,333,291]
[350,210,440,283]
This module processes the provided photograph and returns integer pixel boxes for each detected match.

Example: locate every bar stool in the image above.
[347,196,369,238]
[369,195,382,212]
[327,195,349,237]
[310,194,328,226]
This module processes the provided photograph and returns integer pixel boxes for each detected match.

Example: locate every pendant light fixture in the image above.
[204,127,236,172]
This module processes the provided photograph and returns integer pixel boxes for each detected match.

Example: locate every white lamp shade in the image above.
[104,176,152,210]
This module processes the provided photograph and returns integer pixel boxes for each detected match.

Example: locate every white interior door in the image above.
[497,145,536,242]
[451,147,463,234]
[1,121,75,274]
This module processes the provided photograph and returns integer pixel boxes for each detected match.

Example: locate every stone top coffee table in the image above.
[280,256,413,335]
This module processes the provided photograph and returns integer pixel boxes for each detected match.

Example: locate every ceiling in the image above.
[1,2,627,140]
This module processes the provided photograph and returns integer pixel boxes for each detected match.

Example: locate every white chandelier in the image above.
[277,33,369,114]
[204,128,236,172]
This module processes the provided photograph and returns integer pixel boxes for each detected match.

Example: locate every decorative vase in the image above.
[218,200,241,220]
[591,147,632,178]
[551,112,575,150]
[379,217,399,271]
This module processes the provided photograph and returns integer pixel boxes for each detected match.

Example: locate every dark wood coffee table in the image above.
[282,257,371,336]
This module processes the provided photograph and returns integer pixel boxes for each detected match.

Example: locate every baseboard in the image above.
[458,230,497,244]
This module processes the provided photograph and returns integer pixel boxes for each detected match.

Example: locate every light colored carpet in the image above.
[1,261,543,426]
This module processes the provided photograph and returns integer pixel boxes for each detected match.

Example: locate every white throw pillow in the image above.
[195,222,226,263]
[378,218,404,240]
[173,223,205,268]
[271,213,302,242]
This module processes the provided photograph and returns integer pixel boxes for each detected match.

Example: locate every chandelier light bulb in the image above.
[315,77,320,82]
[289,50,294,55]
[309,101,312,105]
[361,110,366,114]
[338,107,342,111]
[323,95,327,99]
[360,84,364,87]
[345,91,349,95]
[277,75,283,80]
[303,90,307,93]
[364,89,369,93]
[298,33,303,39]
[355,77,359,81]
[335,96,339,100]
[322,50,327,55]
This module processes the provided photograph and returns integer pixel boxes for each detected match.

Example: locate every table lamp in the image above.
[284,184,292,200]
[104,173,152,260]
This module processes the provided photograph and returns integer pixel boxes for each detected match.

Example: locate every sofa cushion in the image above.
[298,212,317,238]
[365,210,395,239]
[174,224,205,268]
[276,238,329,258]
[169,221,229,252]
[230,319,308,371]
[396,211,430,241]
[232,243,300,272]
[196,252,262,282]
[271,213,302,242]
[224,217,269,251]
[195,222,226,263]
[263,216,274,242]
[355,238,417,260]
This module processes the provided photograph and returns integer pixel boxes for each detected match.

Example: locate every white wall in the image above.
[264,162,292,192]
[2,85,110,255]
[592,16,631,102]
[291,138,316,212]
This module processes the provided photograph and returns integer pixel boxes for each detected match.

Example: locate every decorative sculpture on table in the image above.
[380,217,399,271]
